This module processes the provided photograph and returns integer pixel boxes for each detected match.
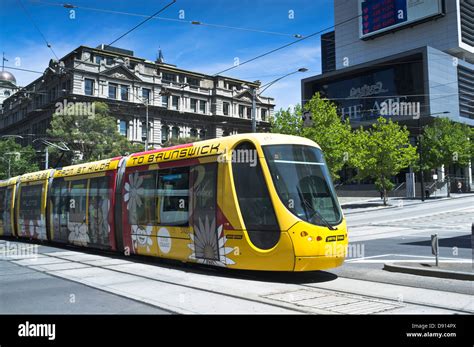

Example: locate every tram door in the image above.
[190,163,218,263]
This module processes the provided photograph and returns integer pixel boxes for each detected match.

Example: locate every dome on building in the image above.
[0,71,16,85]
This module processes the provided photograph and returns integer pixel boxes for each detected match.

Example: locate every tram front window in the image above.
[263,144,342,227]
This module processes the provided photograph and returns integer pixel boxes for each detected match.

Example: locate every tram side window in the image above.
[157,168,189,226]
[69,180,87,224]
[19,184,43,232]
[88,176,111,248]
[232,142,280,249]
[126,168,189,226]
[130,171,158,225]
[191,164,216,224]
[50,178,70,242]
[0,187,13,235]
[3,188,14,235]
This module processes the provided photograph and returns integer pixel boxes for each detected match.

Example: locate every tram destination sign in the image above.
[359,0,444,39]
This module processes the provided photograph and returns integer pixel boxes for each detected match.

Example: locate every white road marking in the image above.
[347,259,472,264]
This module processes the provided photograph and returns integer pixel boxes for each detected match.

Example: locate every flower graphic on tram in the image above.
[124,172,144,223]
[67,222,90,246]
[188,217,235,267]
[131,224,153,252]
[29,217,47,240]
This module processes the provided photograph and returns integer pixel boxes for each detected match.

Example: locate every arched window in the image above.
[190,128,198,138]
[222,130,230,137]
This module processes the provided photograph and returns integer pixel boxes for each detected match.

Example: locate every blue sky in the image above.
[0,0,333,110]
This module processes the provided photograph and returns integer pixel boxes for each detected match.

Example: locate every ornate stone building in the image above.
[0,45,274,147]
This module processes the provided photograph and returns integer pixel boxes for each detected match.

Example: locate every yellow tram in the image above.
[0,134,348,271]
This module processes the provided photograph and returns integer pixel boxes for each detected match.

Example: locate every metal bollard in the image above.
[431,234,439,267]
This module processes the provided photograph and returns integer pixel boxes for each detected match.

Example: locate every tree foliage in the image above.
[302,94,354,181]
[352,117,418,205]
[270,104,303,136]
[270,94,354,180]
[420,117,474,173]
[0,139,39,180]
[47,102,143,166]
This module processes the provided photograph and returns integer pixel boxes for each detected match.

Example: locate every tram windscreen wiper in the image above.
[296,186,337,230]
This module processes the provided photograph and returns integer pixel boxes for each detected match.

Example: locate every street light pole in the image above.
[45,146,49,170]
[251,88,257,133]
[249,67,308,133]
[418,123,425,202]
[2,152,20,178]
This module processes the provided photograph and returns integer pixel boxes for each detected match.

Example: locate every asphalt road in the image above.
[331,195,474,295]
[0,251,170,314]
[0,196,472,314]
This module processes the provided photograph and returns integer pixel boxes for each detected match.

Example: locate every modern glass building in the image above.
[302,0,473,192]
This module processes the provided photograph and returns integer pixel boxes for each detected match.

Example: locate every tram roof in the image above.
[125,133,320,168]
[19,170,53,183]
[53,157,122,178]
[0,176,19,187]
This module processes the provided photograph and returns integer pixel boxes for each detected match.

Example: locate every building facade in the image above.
[0,45,274,147]
[302,0,473,190]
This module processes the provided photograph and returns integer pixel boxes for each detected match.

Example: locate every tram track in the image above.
[5,250,308,314]
[4,243,471,314]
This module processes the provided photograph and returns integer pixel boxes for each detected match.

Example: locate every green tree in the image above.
[270,94,355,181]
[420,117,474,175]
[270,104,303,136]
[47,102,144,166]
[353,117,417,205]
[0,139,39,179]
[302,94,354,181]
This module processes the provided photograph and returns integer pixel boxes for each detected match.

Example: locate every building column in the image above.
[128,120,133,141]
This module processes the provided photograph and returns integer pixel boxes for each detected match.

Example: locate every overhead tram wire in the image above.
[28,0,303,39]
[16,0,59,60]
[107,0,177,47]
[35,0,177,78]
[210,5,459,77]
[3,66,44,74]
[212,13,363,76]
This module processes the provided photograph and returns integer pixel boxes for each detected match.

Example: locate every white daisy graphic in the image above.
[188,217,235,267]
[67,222,90,246]
[131,224,153,252]
[124,173,144,224]
[32,216,47,240]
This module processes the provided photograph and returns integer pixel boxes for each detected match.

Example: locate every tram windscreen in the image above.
[263,145,342,226]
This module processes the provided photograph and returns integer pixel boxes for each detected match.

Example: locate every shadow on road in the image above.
[401,234,472,249]
[2,237,339,285]
[342,202,384,209]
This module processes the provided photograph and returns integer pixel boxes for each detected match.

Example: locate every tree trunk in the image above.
[383,187,388,206]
